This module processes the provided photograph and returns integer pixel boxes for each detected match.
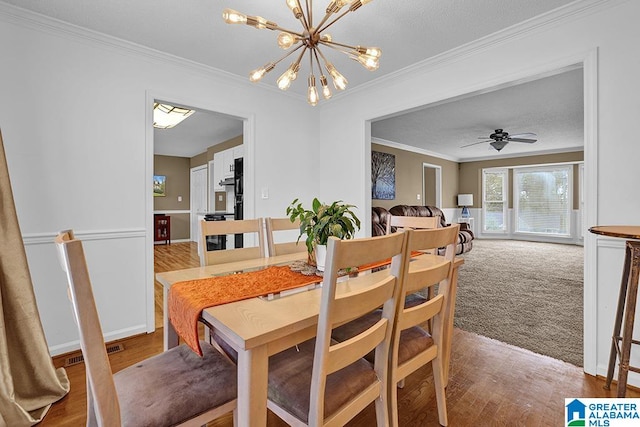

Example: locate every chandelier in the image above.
[222,0,380,106]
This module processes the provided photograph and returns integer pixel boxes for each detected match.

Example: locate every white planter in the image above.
[315,244,327,272]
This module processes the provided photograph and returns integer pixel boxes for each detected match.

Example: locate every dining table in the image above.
[156,252,463,426]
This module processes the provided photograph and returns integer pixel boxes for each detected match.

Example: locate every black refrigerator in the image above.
[234,157,243,248]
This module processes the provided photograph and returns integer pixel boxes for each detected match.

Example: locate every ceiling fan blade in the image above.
[509,132,537,139]
[508,138,537,143]
[461,140,491,148]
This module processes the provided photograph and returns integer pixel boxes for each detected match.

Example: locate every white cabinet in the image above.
[211,144,243,192]
[212,156,224,192]
[222,148,234,179]
[233,145,244,159]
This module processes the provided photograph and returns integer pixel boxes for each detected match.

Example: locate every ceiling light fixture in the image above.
[153,103,195,129]
[222,0,380,106]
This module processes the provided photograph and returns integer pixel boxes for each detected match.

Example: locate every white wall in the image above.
[317,0,640,383]
[0,4,317,355]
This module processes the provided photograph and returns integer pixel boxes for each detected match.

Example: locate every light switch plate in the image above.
[261,187,269,199]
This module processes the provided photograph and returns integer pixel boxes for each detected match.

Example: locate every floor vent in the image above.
[64,343,125,367]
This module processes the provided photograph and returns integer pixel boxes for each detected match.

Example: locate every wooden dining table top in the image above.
[589,226,640,240]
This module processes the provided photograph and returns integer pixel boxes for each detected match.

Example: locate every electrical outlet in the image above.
[177,196,182,202]
[417,194,421,200]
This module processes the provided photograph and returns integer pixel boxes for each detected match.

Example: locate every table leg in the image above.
[163,285,179,351]
[237,345,268,426]
[442,263,460,388]
[615,242,640,397]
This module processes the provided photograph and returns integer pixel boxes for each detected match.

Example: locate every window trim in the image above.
[482,168,508,234]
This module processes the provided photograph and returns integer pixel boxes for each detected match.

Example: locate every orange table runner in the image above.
[169,266,322,355]
[169,251,424,356]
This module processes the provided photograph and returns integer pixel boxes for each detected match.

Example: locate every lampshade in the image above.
[457,194,473,207]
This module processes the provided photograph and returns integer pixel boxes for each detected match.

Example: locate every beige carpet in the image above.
[454,239,583,366]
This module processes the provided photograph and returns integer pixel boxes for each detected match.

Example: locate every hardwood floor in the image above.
[41,242,639,426]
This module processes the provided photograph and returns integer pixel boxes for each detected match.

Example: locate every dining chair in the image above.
[199,218,265,266]
[264,217,307,257]
[55,230,237,426]
[385,214,440,235]
[330,225,459,426]
[390,225,458,426]
[267,231,407,426]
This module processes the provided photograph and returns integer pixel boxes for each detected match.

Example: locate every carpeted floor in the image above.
[454,239,583,366]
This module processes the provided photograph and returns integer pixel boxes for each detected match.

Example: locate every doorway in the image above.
[422,163,442,207]
[146,94,251,333]
[367,51,597,372]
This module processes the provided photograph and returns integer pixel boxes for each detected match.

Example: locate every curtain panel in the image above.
[0,130,69,426]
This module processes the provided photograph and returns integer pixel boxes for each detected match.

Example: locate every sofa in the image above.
[372,205,474,255]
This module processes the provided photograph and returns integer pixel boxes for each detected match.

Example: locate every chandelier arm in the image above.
[271,25,306,38]
[317,9,350,34]
[315,45,332,70]
[318,40,352,54]
[270,43,306,67]
[320,39,357,51]
[306,0,313,28]
[312,48,326,75]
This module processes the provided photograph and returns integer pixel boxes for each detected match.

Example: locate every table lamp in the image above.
[457,194,473,218]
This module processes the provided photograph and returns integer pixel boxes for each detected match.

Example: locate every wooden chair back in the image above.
[389,224,459,426]
[200,218,265,266]
[386,214,440,235]
[265,217,306,257]
[55,230,121,425]
[311,232,406,425]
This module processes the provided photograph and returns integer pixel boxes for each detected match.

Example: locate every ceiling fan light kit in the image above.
[462,128,538,152]
[222,0,380,106]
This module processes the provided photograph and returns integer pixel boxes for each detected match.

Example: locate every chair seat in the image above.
[268,339,378,424]
[114,342,236,427]
[398,327,433,365]
[331,292,428,348]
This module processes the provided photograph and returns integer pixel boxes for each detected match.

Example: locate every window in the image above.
[514,165,571,236]
[482,169,507,233]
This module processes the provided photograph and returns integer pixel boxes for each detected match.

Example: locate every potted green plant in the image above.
[286,198,361,271]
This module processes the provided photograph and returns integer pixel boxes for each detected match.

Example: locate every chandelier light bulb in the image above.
[320,75,332,99]
[327,0,350,14]
[276,63,300,91]
[354,53,379,71]
[307,75,319,106]
[277,32,296,49]
[249,62,275,82]
[320,33,333,42]
[286,0,303,18]
[357,46,381,58]
[326,63,348,90]
[222,8,247,25]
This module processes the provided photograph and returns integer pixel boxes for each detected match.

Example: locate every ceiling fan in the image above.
[462,128,538,152]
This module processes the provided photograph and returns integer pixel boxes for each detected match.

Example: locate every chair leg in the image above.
[389,380,400,427]
[432,359,448,426]
[375,393,390,427]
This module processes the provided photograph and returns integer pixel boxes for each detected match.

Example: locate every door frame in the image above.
[190,165,208,243]
[422,162,442,207]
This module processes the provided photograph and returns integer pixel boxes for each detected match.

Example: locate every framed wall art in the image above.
[371,151,395,200]
[153,175,166,197]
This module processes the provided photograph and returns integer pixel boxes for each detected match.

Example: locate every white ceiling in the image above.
[2,0,583,159]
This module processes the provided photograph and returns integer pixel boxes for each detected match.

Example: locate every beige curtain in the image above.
[0,130,69,426]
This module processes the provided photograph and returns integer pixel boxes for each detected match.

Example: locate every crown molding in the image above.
[0,2,253,91]
[372,138,461,163]
[459,146,584,163]
[349,0,621,98]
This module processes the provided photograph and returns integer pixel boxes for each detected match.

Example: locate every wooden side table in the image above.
[589,225,640,397]
[154,214,171,245]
